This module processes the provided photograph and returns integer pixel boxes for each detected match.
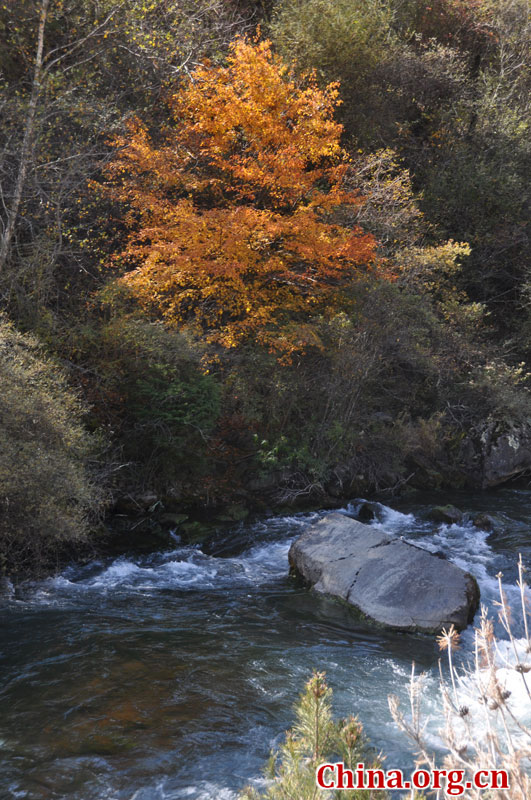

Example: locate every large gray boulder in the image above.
[289,513,479,633]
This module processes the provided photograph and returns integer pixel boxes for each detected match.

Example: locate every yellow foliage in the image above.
[394,240,479,322]
[103,37,378,351]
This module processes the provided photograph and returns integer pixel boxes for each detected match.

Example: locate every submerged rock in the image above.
[427,504,464,525]
[354,501,379,522]
[473,512,499,531]
[289,513,479,633]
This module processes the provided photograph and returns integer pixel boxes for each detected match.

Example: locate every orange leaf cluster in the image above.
[104,37,378,350]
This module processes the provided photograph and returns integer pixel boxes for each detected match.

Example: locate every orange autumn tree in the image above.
[104,37,377,351]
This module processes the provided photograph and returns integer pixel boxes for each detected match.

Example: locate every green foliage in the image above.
[271,0,393,81]
[395,240,481,326]
[228,267,531,499]
[239,672,385,800]
[270,0,396,144]
[270,0,468,148]
[228,285,449,494]
[395,0,530,336]
[417,129,529,327]
[96,318,221,491]
[342,149,427,254]
[391,0,490,51]
[456,359,531,426]
[271,0,529,351]
[0,316,103,576]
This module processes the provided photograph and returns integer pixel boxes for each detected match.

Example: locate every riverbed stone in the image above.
[289,512,479,633]
[427,504,464,524]
[473,512,499,531]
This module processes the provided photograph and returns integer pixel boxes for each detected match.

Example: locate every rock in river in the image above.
[288,513,479,633]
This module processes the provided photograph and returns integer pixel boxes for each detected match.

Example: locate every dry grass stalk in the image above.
[389,555,531,799]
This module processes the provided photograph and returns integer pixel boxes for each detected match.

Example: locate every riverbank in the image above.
[98,461,531,565]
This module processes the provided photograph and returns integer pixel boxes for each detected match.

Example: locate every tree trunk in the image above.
[0,0,49,273]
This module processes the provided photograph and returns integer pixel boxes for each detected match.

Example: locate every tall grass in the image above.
[389,555,531,799]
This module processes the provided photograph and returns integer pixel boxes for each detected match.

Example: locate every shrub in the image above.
[270,0,397,145]
[0,317,102,576]
[95,317,221,493]
[239,671,387,799]
[271,0,468,148]
[227,279,473,498]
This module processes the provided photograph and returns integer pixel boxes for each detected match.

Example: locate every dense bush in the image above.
[270,0,397,146]
[0,317,103,576]
[271,0,530,347]
[92,318,221,495]
[227,271,531,501]
[227,285,444,496]
[270,0,467,147]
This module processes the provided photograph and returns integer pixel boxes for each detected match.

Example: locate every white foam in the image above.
[175,784,238,800]
[132,781,238,800]
[489,637,531,719]
[430,635,531,755]
[19,531,297,605]
[376,503,417,531]
[237,540,291,579]
[343,500,416,533]
[89,559,143,586]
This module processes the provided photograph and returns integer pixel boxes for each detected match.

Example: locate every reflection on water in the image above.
[1,489,531,799]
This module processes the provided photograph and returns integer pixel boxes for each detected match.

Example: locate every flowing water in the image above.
[1,489,531,799]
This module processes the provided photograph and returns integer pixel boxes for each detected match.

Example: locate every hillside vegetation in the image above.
[0,0,529,573]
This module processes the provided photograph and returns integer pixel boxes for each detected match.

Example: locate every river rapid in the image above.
[2,489,531,800]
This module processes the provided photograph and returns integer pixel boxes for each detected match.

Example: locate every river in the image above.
[1,488,531,799]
